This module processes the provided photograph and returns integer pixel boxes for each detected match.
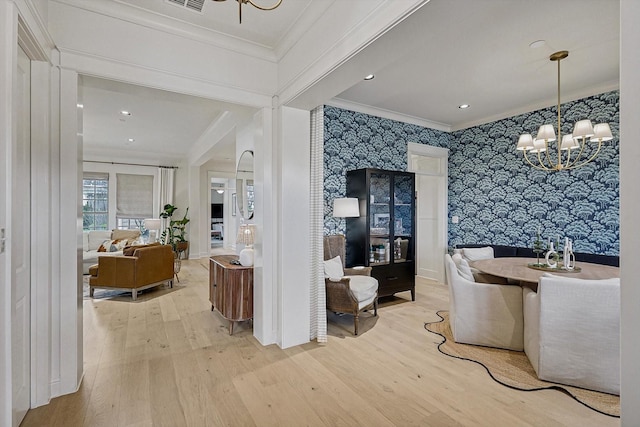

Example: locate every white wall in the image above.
[620,0,639,424]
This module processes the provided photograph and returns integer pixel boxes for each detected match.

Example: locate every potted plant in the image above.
[159,204,190,256]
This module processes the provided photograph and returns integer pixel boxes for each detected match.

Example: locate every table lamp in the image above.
[332,198,360,218]
[144,218,161,242]
[237,224,256,266]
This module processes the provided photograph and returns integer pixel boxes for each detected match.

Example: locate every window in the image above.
[116,173,154,230]
[83,173,109,230]
[116,218,145,230]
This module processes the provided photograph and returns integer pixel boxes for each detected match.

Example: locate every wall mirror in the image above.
[236,150,254,220]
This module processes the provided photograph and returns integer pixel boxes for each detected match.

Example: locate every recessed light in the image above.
[127,138,135,142]
[364,74,375,81]
[529,40,546,49]
[458,104,470,109]
[76,103,84,108]
[121,110,131,116]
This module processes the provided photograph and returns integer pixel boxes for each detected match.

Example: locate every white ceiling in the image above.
[78,0,620,164]
[333,0,620,131]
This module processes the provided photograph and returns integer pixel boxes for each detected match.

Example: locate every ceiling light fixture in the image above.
[212,0,282,24]
[458,104,469,109]
[516,50,613,171]
[364,74,375,81]
[216,189,224,194]
[128,138,135,143]
[121,110,131,116]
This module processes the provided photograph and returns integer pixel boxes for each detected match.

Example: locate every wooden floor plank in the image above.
[21,259,620,427]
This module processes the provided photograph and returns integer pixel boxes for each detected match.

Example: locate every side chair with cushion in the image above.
[88,243,174,301]
[323,235,378,335]
[523,274,620,395]
[444,254,524,351]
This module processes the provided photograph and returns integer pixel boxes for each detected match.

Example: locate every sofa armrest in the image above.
[95,256,137,287]
[133,245,174,285]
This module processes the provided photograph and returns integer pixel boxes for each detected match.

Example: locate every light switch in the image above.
[451,216,459,224]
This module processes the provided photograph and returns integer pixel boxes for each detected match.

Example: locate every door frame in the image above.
[407,142,448,283]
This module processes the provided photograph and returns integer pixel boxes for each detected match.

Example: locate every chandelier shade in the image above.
[516,50,613,171]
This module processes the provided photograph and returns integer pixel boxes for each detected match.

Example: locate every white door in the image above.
[12,45,31,426]
[408,143,448,283]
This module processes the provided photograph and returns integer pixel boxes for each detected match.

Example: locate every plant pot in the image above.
[175,241,189,259]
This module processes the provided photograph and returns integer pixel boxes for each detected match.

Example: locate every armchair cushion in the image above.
[451,253,474,282]
[346,275,378,308]
[323,255,344,280]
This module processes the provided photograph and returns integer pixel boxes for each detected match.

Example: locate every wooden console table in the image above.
[209,255,254,335]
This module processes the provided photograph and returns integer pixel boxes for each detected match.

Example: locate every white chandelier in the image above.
[516,50,613,171]
[213,0,283,24]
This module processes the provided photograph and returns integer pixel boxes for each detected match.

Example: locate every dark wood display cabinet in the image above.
[345,168,416,300]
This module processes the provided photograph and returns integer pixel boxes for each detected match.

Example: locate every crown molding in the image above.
[58,48,273,109]
[51,0,277,62]
[328,97,451,132]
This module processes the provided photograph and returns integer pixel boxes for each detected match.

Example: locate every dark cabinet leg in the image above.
[411,288,415,301]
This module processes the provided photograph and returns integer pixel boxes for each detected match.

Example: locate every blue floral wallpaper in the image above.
[324,91,619,256]
[449,91,619,256]
[323,105,450,234]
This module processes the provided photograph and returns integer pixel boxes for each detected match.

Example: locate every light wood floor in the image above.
[22,259,619,427]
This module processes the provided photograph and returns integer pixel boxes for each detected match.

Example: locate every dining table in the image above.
[470,257,620,290]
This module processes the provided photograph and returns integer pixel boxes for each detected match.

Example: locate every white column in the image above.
[30,58,52,408]
[0,2,18,424]
[252,107,276,345]
[56,66,82,396]
[620,0,640,423]
[277,106,311,348]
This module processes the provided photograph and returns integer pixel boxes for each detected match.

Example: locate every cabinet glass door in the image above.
[369,172,390,265]
[393,174,413,263]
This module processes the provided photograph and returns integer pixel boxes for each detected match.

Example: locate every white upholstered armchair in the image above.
[323,235,378,335]
[523,274,620,394]
[444,254,524,351]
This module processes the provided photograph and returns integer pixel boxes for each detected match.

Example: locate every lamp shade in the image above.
[592,123,613,142]
[144,218,161,230]
[560,134,578,150]
[535,124,556,143]
[333,198,360,218]
[236,224,255,246]
[530,138,547,153]
[572,119,595,139]
[516,134,534,151]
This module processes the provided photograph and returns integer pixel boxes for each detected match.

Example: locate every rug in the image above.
[424,311,620,418]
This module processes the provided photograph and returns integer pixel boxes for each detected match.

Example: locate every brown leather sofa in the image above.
[88,243,175,300]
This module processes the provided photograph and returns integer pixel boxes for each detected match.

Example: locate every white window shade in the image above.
[116,173,153,219]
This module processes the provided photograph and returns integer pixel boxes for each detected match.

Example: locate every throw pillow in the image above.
[451,254,474,282]
[97,239,112,252]
[98,239,128,252]
[462,246,494,262]
[323,256,344,280]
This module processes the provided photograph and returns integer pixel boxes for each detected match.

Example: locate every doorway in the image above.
[407,143,448,283]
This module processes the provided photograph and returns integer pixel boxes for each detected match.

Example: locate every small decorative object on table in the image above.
[528,234,581,273]
[532,226,545,266]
